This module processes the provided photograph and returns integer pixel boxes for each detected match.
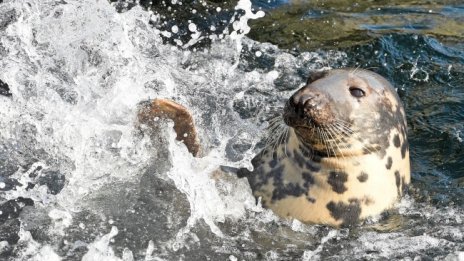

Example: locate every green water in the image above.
[249,0,463,49]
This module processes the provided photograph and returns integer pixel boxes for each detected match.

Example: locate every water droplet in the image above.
[188,23,197,32]
[171,25,179,34]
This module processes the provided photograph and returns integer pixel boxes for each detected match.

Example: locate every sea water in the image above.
[0,0,462,260]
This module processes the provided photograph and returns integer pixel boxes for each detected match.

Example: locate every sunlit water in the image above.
[0,0,463,260]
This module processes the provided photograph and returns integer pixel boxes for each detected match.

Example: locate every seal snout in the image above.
[289,89,322,116]
[292,93,317,114]
[284,87,333,127]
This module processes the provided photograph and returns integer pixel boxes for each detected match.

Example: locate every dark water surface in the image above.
[0,0,463,260]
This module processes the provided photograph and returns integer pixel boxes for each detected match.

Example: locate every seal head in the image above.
[246,69,410,227]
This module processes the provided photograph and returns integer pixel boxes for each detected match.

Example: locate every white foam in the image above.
[356,232,451,258]
[165,129,256,236]
[302,230,339,260]
[81,226,121,261]
[0,0,275,257]
[15,229,61,261]
[48,209,73,236]
[4,0,460,260]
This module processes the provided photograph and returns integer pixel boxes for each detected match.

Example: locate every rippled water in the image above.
[0,0,463,260]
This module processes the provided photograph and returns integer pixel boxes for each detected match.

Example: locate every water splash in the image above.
[1,0,461,260]
[81,226,122,261]
[14,228,61,261]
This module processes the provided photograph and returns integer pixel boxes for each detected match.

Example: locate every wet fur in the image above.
[247,69,410,226]
[138,69,410,227]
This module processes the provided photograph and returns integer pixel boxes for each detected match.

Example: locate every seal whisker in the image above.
[279,126,287,157]
[263,115,288,152]
[332,123,354,148]
[332,121,353,137]
[325,128,339,159]
[327,125,346,160]
[315,126,322,144]
[267,119,284,131]
[334,121,378,154]
[271,126,285,151]
[328,123,345,140]
[351,65,362,76]
[264,128,281,152]
[278,126,287,145]
[268,117,283,125]
[332,120,353,135]
[327,129,339,159]
[319,127,335,158]
[268,114,283,123]
[333,119,354,134]
[284,127,290,157]
[267,119,280,126]
[331,120,379,155]
[322,126,336,157]
[266,125,283,139]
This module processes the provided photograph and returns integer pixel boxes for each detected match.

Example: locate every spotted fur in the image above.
[244,69,411,227]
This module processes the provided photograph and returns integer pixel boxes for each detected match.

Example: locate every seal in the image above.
[138,68,410,227]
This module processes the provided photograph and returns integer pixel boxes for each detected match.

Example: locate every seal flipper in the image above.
[137,98,200,156]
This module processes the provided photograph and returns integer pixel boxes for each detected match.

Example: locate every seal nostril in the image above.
[288,91,319,117]
[303,97,314,108]
[299,94,313,106]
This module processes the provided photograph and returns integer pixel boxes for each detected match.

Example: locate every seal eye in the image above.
[349,87,365,98]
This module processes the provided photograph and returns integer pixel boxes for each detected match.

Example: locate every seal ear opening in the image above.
[306,70,329,85]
